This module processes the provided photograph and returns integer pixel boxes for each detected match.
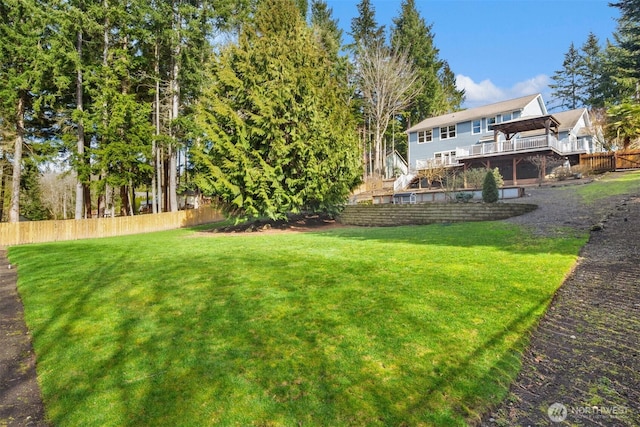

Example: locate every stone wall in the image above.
[337,203,537,227]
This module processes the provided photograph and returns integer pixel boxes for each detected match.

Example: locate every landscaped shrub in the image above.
[464,167,504,189]
[455,192,474,203]
[482,170,499,203]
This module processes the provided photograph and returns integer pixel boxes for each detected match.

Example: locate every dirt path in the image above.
[0,248,47,427]
[483,193,640,426]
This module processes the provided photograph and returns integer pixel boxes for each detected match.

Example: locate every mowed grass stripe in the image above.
[11,221,585,426]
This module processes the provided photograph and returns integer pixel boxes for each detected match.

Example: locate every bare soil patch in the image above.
[0,248,48,427]
[200,213,344,235]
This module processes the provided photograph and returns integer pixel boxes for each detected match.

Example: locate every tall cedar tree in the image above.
[391,0,464,128]
[193,0,361,220]
[550,43,583,110]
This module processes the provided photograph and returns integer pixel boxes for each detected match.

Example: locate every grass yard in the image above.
[574,169,640,203]
[11,221,586,426]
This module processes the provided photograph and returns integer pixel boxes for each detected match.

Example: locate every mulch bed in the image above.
[207,213,341,234]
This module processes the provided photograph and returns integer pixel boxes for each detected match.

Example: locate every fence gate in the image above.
[616,149,640,170]
[580,149,640,172]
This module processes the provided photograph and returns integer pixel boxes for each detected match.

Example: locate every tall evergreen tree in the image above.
[550,43,583,110]
[0,0,53,222]
[610,0,640,82]
[440,61,465,112]
[194,0,361,220]
[349,0,385,51]
[578,32,605,108]
[391,0,463,128]
[310,0,342,60]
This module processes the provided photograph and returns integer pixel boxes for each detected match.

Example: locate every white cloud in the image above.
[456,74,551,108]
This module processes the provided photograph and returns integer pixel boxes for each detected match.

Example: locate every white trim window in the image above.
[434,150,457,165]
[472,119,481,134]
[501,112,512,122]
[487,116,497,131]
[440,124,456,140]
[417,129,433,144]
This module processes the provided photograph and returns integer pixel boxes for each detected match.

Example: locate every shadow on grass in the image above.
[11,226,581,425]
[305,221,587,256]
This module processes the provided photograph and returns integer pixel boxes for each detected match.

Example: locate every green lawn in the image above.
[11,221,586,426]
[574,170,640,203]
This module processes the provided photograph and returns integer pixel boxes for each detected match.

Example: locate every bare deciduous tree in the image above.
[40,172,77,219]
[356,43,421,177]
[417,164,446,189]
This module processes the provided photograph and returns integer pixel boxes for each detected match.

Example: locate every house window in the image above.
[472,120,481,134]
[417,129,432,143]
[487,116,496,131]
[502,112,512,122]
[440,125,456,140]
[434,150,457,165]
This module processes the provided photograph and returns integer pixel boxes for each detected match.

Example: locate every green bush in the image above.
[455,192,474,203]
[482,170,499,203]
[464,167,503,189]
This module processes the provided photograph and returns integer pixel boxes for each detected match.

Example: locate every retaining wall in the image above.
[338,203,537,227]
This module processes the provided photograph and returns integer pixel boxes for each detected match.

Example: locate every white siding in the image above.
[520,95,547,117]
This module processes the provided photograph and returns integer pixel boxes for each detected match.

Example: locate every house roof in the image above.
[492,115,561,137]
[517,108,589,138]
[550,108,588,132]
[406,93,542,133]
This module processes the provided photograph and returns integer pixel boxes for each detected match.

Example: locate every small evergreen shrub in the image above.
[482,171,499,203]
[455,192,474,203]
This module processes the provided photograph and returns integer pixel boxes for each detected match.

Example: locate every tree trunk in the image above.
[9,93,26,223]
[168,5,180,212]
[75,29,86,219]
[168,52,179,212]
[0,162,5,221]
[119,185,129,216]
[152,40,160,214]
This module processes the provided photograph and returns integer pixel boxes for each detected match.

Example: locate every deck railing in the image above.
[455,135,587,159]
[415,157,460,169]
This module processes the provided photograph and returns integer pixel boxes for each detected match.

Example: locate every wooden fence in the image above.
[580,149,640,172]
[0,207,224,247]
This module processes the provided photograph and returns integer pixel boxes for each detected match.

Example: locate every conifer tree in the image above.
[0,0,53,222]
[550,43,583,110]
[349,0,385,51]
[610,0,640,83]
[391,0,464,127]
[310,0,342,60]
[482,170,499,203]
[194,0,361,220]
[579,33,605,108]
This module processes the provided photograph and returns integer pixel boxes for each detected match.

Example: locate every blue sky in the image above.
[325,0,620,110]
